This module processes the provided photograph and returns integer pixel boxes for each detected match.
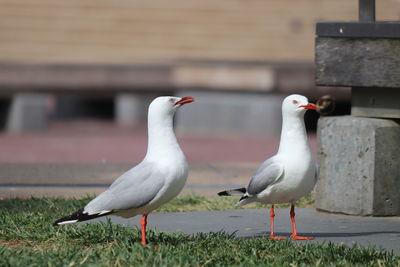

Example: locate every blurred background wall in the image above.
[0,0,399,134]
[1,0,400,63]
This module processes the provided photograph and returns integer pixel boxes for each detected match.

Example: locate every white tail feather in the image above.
[56,219,78,225]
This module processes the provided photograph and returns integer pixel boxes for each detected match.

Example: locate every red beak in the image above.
[174,96,195,106]
[299,103,317,110]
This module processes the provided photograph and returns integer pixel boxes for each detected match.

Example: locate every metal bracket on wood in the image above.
[316,0,400,38]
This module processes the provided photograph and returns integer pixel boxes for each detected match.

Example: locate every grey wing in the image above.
[84,162,164,214]
[247,157,284,195]
[108,161,149,190]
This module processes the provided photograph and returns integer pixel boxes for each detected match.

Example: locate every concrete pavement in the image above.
[88,208,400,255]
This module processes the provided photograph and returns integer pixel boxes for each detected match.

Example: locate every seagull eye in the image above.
[292,100,298,105]
[169,98,175,104]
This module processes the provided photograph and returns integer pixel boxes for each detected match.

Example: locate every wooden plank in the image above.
[0,61,336,96]
[172,65,275,91]
[0,36,314,63]
[315,37,400,88]
[0,18,288,35]
[317,22,400,38]
[0,0,359,12]
[0,64,174,92]
[0,27,290,44]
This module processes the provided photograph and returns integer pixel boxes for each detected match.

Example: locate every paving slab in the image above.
[0,121,312,163]
[0,162,257,198]
[0,121,314,199]
[0,162,257,186]
[0,184,233,198]
[85,208,400,255]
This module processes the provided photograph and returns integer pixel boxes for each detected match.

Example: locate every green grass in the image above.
[0,195,399,266]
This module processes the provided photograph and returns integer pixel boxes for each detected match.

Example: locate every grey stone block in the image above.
[176,91,285,135]
[316,116,400,216]
[6,93,50,132]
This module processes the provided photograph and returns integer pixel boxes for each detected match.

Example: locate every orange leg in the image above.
[140,214,148,245]
[290,204,313,240]
[269,205,286,240]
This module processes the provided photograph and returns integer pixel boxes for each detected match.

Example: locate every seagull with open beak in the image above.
[218,94,317,240]
[54,96,195,246]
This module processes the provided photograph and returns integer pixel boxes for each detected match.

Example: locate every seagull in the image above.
[218,94,317,240]
[53,96,195,246]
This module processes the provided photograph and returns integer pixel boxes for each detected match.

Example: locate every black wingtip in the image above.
[217,187,246,197]
[236,188,246,194]
[239,195,249,202]
[53,208,84,226]
[53,208,114,226]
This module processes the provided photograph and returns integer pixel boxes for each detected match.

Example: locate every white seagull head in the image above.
[148,96,195,119]
[281,94,316,117]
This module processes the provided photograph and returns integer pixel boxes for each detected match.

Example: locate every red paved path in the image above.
[0,120,317,163]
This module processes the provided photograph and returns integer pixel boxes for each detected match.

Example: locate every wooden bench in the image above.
[315,0,400,216]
